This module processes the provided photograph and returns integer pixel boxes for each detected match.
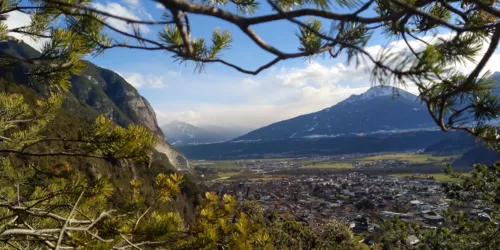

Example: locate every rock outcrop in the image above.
[0,41,189,170]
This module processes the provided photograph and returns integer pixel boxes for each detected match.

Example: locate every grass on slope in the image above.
[249,175,290,181]
[192,161,241,171]
[360,153,458,164]
[217,172,240,178]
[214,174,291,182]
[213,162,241,170]
[389,173,469,182]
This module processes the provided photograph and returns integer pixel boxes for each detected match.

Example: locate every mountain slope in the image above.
[178,131,458,160]
[0,41,188,170]
[424,133,476,155]
[453,146,500,169]
[162,121,236,145]
[235,86,435,141]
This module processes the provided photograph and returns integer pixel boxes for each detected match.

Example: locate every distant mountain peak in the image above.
[362,85,416,100]
[362,85,395,98]
[167,121,197,133]
[343,85,416,105]
[233,84,433,141]
[162,121,245,146]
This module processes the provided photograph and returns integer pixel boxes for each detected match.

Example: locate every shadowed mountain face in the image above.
[234,86,435,141]
[178,130,459,160]
[0,41,188,170]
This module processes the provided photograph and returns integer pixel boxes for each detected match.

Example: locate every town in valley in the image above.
[194,152,489,247]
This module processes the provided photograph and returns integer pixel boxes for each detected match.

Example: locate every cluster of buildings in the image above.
[233,159,304,173]
[203,172,492,239]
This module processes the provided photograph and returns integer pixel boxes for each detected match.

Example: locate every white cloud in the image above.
[153,60,372,128]
[122,0,140,7]
[121,72,178,89]
[242,78,260,86]
[91,2,150,33]
[155,3,165,9]
[154,86,366,129]
[276,61,369,89]
[146,32,500,131]
[123,73,145,88]
[167,70,180,77]
[4,11,47,51]
[241,78,261,92]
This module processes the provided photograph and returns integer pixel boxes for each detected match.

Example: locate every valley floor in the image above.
[193,151,475,247]
[192,151,461,183]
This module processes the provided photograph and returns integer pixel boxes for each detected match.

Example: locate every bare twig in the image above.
[55,190,85,250]
[133,201,156,230]
[119,234,142,250]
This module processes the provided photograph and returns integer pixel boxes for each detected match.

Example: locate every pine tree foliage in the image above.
[1,0,500,249]
[0,92,158,164]
[2,0,499,147]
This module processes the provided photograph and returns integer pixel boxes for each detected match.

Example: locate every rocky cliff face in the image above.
[73,64,190,170]
[0,41,189,170]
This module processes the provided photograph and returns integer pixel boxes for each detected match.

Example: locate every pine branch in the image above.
[119,234,143,250]
[3,0,173,26]
[0,204,95,225]
[172,9,193,56]
[113,241,168,250]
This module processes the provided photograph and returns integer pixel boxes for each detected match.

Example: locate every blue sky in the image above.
[5,0,500,132]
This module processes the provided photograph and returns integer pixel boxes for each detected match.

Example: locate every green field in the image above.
[389,173,468,182]
[304,163,354,169]
[193,161,241,171]
[213,173,291,182]
[248,175,291,181]
[359,153,458,164]
[217,172,240,178]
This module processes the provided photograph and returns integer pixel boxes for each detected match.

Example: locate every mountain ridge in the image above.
[0,40,189,170]
[234,85,435,141]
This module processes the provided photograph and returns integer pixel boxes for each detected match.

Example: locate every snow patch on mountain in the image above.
[301,127,439,139]
[302,134,344,138]
[304,122,318,131]
[342,85,416,105]
[361,127,439,135]
[171,140,182,145]
[359,85,415,100]
[231,139,262,143]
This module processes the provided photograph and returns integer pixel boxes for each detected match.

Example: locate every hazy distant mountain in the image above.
[162,121,244,145]
[201,125,250,140]
[234,86,436,141]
